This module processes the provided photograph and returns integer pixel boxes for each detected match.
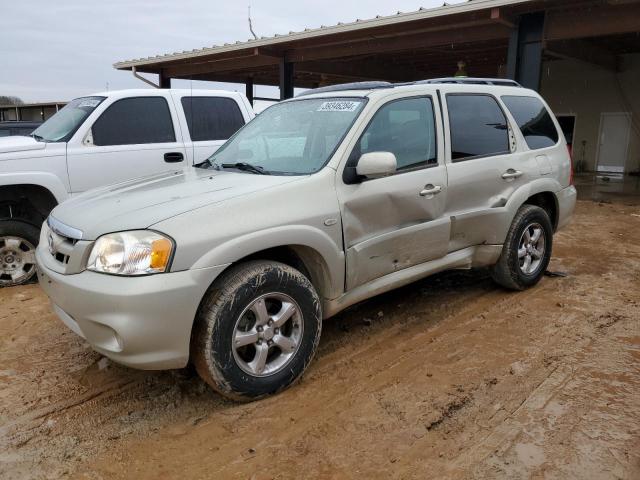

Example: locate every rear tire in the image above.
[491,205,553,291]
[191,260,322,401]
[0,220,39,287]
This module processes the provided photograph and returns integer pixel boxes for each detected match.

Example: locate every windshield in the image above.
[32,96,105,142]
[206,97,367,175]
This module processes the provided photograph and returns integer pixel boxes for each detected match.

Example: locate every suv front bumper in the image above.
[36,245,227,370]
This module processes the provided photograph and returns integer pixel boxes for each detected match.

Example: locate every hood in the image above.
[0,136,47,155]
[50,168,302,240]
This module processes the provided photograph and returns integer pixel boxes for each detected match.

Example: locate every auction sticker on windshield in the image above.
[77,98,102,108]
[317,101,361,112]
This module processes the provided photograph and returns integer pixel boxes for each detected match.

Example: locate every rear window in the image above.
[501,96,559,150]
[92,97,175,146]
[181,97,245,141]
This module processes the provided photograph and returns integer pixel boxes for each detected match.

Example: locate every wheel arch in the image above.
[0,182,61,226]
[188,226,345,302]
[523,191,559,231]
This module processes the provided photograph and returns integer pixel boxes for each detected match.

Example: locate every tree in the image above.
[0,96,24,106]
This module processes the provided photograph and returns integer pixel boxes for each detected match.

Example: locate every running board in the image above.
[322,245,502,318]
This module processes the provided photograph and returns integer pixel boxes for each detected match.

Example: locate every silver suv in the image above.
[36,79,577,401]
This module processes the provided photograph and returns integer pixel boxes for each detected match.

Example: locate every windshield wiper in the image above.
[30,133,45,142]
[221,162,267,175]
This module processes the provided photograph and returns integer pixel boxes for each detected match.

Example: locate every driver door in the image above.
[336,96,450,291]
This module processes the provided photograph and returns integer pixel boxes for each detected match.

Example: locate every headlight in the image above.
[87,231,174,275]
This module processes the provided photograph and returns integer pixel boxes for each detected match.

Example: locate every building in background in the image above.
[0,101,67,123]
[114,0,640,174]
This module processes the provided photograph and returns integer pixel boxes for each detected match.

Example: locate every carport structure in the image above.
[114,0,640,101]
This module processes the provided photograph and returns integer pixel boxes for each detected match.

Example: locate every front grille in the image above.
[47,229,76,266]
[42,218,89,275]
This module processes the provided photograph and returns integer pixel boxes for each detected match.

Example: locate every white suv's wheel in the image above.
[191,260,322,401]
[491,205,553,291]
[0,221,39,287]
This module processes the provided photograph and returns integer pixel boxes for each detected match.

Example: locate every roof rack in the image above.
[416,77,522,87]
[295,77,522,98]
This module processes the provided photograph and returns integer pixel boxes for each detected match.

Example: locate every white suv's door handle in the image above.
[501,169,523,180]
[419,184,442,196]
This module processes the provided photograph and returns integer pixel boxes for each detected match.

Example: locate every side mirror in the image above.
[355,151,397,179]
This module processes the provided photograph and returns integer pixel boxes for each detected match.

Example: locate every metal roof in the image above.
[114,0,533,69]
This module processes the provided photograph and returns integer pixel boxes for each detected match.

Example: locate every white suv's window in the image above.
[31,96,105,142]
[447,94,509,161]
[181,97,245,141]
[92,97,175,146]
[357,97,437,170]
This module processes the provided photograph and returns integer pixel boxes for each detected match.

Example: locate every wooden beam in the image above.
[545,39,619,71]
[545,2,640,41]
[284,23,512,63]
[164,54,280,77]
[490,7,515,28]
[296,58,420,82]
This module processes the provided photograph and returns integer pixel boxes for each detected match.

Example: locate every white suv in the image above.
[0,89,253,286]
[36,78,577,401]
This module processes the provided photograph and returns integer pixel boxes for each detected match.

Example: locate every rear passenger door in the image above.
[175,95,248,164]
[443,92,530,252]
[66,96,186,193]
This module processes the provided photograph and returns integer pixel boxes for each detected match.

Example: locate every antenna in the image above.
[248,5,258,40]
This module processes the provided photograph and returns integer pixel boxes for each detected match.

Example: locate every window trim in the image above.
[342,95,439,184]
[445,92,512,163]
[500,94,561,151]
[180,96,246,142]
[90,96,176,147]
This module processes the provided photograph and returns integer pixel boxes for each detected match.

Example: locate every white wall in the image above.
[540,53,640,173]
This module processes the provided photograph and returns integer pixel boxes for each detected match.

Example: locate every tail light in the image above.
[567,143,574,185]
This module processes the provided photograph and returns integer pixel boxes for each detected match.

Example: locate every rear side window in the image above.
[502,95,559,149]
[447,94,509,161]
[357,97,437,170]
[92,97,175,146]
[181,97,245,141]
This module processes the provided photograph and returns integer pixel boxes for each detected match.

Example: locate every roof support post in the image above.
[279,59,294,100]
[506,12,545,91]
[159,70,171,88]
[245,77,254,105]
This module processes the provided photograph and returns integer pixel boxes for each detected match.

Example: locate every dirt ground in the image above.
[1,200,639,480]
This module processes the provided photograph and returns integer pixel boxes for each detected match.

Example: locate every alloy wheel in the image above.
[517,223,546,275]
[0,236,37,287]
[232,292,303,377]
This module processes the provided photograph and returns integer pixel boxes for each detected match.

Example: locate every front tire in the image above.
[491,205,553,291]
[0,220,40,287]
[191,260,322,401]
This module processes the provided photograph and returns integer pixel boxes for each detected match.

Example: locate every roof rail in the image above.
[296,81,393,97]
[295,77,522,98]
[416,77,522,87]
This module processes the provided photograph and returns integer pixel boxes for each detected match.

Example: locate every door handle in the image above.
[501,169,523,180]
[419,184,442,197]
[164,152,184,163]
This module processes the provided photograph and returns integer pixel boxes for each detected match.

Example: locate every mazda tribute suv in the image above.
[36,78,577,401]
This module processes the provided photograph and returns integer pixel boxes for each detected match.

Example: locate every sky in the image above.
[1,0,468,103]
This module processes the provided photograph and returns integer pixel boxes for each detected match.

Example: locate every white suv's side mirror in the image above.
[356,151,397,179]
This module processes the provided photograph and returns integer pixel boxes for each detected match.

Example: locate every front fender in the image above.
[0,172,69,204]
[189,225,345,300]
